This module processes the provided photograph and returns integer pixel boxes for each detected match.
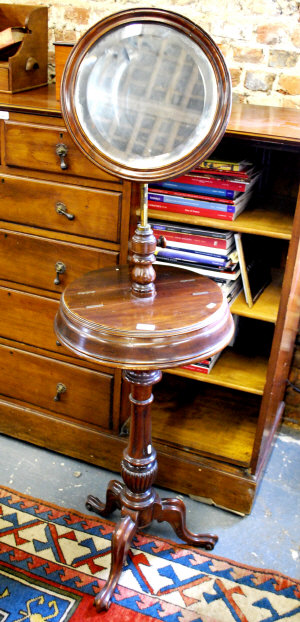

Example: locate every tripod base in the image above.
[86,480,217,612]
[86,369,218,613]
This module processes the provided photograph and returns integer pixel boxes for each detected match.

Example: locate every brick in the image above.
[64,7,90,25]
[54,29,77,44]
[246,92,284,107]
[245,71,275,92]
[278,75,300,96]
[256,24,288,45]
[269,50,299,68]
[291,26,300,48]
[232,92,245,104]
[230,67,242,87]
[233,46,264,63]
[218,43,232,63]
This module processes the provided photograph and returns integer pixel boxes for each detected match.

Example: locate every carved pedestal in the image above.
[86,369,217,611]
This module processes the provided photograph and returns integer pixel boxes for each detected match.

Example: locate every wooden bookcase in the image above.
[0,86,299,514]
[141,105,300,512]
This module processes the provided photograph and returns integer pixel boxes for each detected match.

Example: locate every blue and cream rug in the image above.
[0,486,299,621]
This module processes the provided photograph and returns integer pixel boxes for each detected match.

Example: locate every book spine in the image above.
[149,191,235,208]
[155,181,235,199]
[199,160,243,171]
[149,201,235,221]
[148,197,235,213]
[155,259,240,280]
[181,364,209,373]
[149,187,236,205]
[186,173,247,192]
[150,221,232,241]
[152,229,229,251]
[155,247,229,267]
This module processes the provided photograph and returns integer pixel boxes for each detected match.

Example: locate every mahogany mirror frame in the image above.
[61,7,232,182]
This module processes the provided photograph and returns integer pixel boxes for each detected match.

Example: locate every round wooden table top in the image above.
[55,264,234,370]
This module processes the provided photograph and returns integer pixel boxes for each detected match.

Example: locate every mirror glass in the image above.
[74,22,218,170]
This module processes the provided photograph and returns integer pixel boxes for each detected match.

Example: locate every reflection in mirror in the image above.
[74,23,218,170]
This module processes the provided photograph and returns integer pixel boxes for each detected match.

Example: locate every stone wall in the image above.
[2,0,299,108]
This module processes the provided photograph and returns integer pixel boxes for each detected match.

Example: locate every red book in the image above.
[152,228,228,250]
[170,173,249,193]
[148,201,238,221]
[192,166,254,181]
[181,364,209,374]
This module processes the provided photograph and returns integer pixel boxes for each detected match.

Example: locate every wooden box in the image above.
[54,42,74,101]
[0,4,48,93]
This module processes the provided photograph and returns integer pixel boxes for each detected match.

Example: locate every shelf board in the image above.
[231,275,282,323]
[168,349,268,395]
[148,207,293,240]
[152,375,259,466]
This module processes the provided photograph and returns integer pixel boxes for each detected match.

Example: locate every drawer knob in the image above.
[56,201,75,220]
[54,382,67,402]
[56,143,68,170]
[54,261,66,285]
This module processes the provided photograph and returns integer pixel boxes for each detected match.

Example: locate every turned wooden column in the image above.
[120,370,162,509]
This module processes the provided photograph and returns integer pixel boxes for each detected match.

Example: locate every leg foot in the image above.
[94,514,137,612]
[155,497,218,550]
[86,480,124,517]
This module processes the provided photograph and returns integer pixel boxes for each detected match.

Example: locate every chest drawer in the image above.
[0,287,60,352]
[4,121,118,182]
[0,230,118,293]
[0,343,113,429]
[0,175,121,243]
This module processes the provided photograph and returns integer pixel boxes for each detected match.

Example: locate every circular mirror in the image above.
[62,9,231,181]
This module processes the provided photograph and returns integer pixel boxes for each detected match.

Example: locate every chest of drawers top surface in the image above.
[0,84,299,145]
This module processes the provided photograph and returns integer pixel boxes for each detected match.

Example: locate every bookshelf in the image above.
[147,206,293,239]
[138,105,300,513]
[168,351,268,394]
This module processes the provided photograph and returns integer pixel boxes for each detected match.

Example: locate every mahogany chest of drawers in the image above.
[0,85,134,471]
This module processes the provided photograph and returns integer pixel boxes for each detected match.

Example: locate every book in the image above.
[234,233,271,307]
[155,258,241,281]
[149,199,250,221]
[0,26,26,51]
[152,227,235,256]
[181,351,222,374]
[192,164,255,180]
[152,180,237,199]
[172,173,249,193]
[148,188,245,208]
[179,170,260,194]
[155,246,236,268]
[150,220,234,246]
[197,159,251,172]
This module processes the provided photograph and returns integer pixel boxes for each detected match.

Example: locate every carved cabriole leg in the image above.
[153,497,218,550]
[94,514,137,612]
[86,480,123,517]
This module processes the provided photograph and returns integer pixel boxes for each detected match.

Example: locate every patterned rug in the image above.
[0,486,299,622]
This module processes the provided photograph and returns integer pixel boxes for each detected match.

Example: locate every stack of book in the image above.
[181,352,222,375]
[148,159,259,221]
[152,220,243,307]
[151,218,244,375]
